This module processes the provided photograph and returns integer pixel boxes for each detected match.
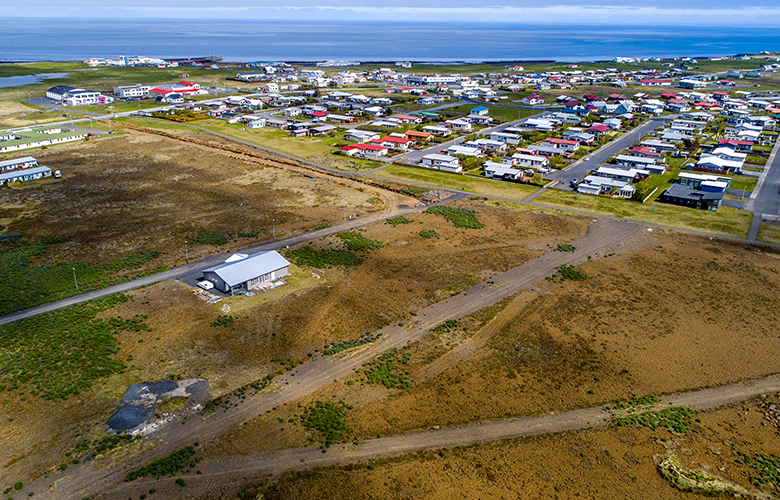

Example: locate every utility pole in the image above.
[344,202,347,221]
[72,267,79,290]
[185,240,189,264]
[273,219,276,239]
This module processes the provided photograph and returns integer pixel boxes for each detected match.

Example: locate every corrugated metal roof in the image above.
[0,166,51,182]
[202,250,290,287]
[0,156,37,168]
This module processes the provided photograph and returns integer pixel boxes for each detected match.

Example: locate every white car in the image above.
[197,280,214,290]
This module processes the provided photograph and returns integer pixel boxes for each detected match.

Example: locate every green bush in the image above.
[0,242,161,315]
[419,229,439,239]
[385,216,412,227]
[191,233,229,246]
[363,349,412,390]
[335,231,384,253]
[125,446,200,481]
[424,206,484,229]
[284,246,363,268]
[297,401,352,449]
[550,264,586,282]
[0,294,150,400]
[611,406,695,434]
[210,315,234,328]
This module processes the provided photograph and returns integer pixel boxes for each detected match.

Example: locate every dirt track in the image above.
[104,372,780,499]
[31,218,651,499]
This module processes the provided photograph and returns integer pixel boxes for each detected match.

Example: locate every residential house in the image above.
[545,138,580,152]
[577,176,636,198]
[594,166,650,183]
[421,154,462,172]
[510,153,550,169]
[521,94,544,105]
[659,183,723,211]
[484,162,521,180]
[373,136,415,150]
[345,129,380,143]
[201,250,291,294]
[445,118,472,131]
[465,138,507,154]
[422,125,452,136]
[446,145,482,157]
[405,130,433,142]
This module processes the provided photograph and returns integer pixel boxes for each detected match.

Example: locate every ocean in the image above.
[1,18,778,63]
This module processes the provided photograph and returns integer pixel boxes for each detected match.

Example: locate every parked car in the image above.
[570,178,579,188]
[197,280,214,290]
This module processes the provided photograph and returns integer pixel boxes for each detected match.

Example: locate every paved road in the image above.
[389,112,543,166]
[747,135,780,216]
[546,117,669,188]
[31,218,648,499]
[0,192,464,327]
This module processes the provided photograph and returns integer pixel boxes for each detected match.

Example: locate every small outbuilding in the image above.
[201,250,291,294]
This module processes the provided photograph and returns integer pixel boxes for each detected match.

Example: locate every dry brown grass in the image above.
[250,396,780,500]
[0,130,383,268]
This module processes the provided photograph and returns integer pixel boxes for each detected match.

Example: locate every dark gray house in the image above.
[201,250,291,294]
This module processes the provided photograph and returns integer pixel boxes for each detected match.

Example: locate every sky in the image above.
[3,0,780,26]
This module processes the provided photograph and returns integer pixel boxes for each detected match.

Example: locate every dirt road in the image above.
[30,218,650,499]
[104,372,780,499]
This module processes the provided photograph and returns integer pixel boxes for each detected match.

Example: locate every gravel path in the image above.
[32,218,650,499]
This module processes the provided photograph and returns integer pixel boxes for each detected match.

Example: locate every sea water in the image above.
[1,18,778,63]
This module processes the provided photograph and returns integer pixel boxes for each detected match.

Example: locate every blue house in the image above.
[471,106,489,116]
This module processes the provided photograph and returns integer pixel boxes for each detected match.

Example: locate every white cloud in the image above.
[4,3,780,25]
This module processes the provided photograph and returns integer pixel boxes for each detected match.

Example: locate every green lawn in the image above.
[442,103,537,123]
[758,220,780,245]
[373,164,540,200]
[728,174,758,193]
[533,189,753,238]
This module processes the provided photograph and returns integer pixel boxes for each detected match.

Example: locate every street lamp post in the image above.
[72,267,79,290]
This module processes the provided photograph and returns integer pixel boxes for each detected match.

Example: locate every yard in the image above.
[440,103,538,123]
[533,189,753,238]
[373,164,541,200]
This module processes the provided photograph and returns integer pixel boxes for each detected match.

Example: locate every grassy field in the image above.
[533,189,753,238]
[441,103,539,123]
[373,164,540,200]
[758,219,780,245]
[219,264,322,314]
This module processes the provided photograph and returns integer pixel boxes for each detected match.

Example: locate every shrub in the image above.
[297,401,352,449]
[0,243,161,316]
[0,294,149,400]
[335,231,384,253]
[385,216,412,227]
[210,315,234,328]
[125,446,200,481]
[419,229,439,239]
[551,264,586,282]
[191,233,229,246]
[363,349,413,390]
[284,246,363,268]
[424,206,484,229]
